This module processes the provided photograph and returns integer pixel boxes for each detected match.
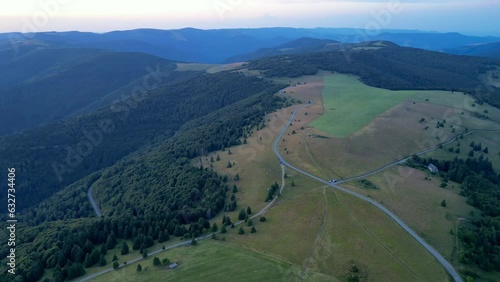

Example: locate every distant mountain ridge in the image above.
[2,28,499,63]
[444,41,500,58]
[224,38,399,62]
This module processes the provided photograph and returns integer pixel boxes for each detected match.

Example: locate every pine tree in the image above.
[226,161,232,168]
[112,254,118,261]
[113,261,119,270]
[441,199,447,207]
[211,223,218,233]
[246,206,252,214]
[106,232,117,250]
[247,219,253,227]
[100,243,107,255]
[153,257,161,267]
[84,254,93,268]
[238,209,246,220]
[143,249,148,259]
[216,154,220,161]
[136,264,142,272]
[259,216,267,222]
[221,225,227,234]
[99,254,107,267]
[121,242,129,255]
[238,226,245,235]
[251,226,256,233]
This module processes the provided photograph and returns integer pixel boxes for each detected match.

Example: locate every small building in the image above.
[428,164,439,173]
[168,262,178,269]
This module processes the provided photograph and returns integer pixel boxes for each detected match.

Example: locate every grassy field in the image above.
[314,188,449,281]
[342,166,500,281]
[310,74,415,137]
[89,240,311,282]
[344,167,476,261]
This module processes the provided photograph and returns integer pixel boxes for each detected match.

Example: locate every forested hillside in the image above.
[247,44,500,107]
[0,46,193,136]
[0,72,285,281]
[0,71,279,212]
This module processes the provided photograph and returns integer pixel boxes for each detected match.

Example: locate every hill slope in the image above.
[0,45,192,136]
[0,71,281,212]
[248,43,500,107]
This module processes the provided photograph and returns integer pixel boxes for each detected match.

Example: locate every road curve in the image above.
[273,104,463,282]
[88,185,102,217]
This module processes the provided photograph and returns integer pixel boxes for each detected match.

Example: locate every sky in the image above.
[0,0,499,36]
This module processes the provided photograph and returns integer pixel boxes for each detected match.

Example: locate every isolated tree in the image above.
[162,258,171,265]
[112,254,118,261]
[136,264,142,272]
[251,226,256,233]
[216,154,220,161]
[247,219,253,227]
[441,199,447,207]
[234,174,240,181]
[113,261,119,270]
[153,257,161,267]
[121,242,129,255]
[211,233,217,240]
[259,216,267,222]
[232,185,238,193]
[291,180,295,187]
[483,147,489,154]
[226,161,232,168]
[142,249,148,259]
[191,237,197,246]
[210,156,214,163]
[238,209,246,220]
[238,226,245,235]
[246,206,252,215]
[220,225,227,234]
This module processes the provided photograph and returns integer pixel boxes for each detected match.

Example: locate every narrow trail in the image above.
[301,187,328,280]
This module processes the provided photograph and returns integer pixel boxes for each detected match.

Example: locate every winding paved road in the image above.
[273,104,464,282]
[81,101,482,282]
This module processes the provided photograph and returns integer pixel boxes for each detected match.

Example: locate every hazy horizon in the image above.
[0,0,499,36]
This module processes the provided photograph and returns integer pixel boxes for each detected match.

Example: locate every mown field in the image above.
[310,74,415,137]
